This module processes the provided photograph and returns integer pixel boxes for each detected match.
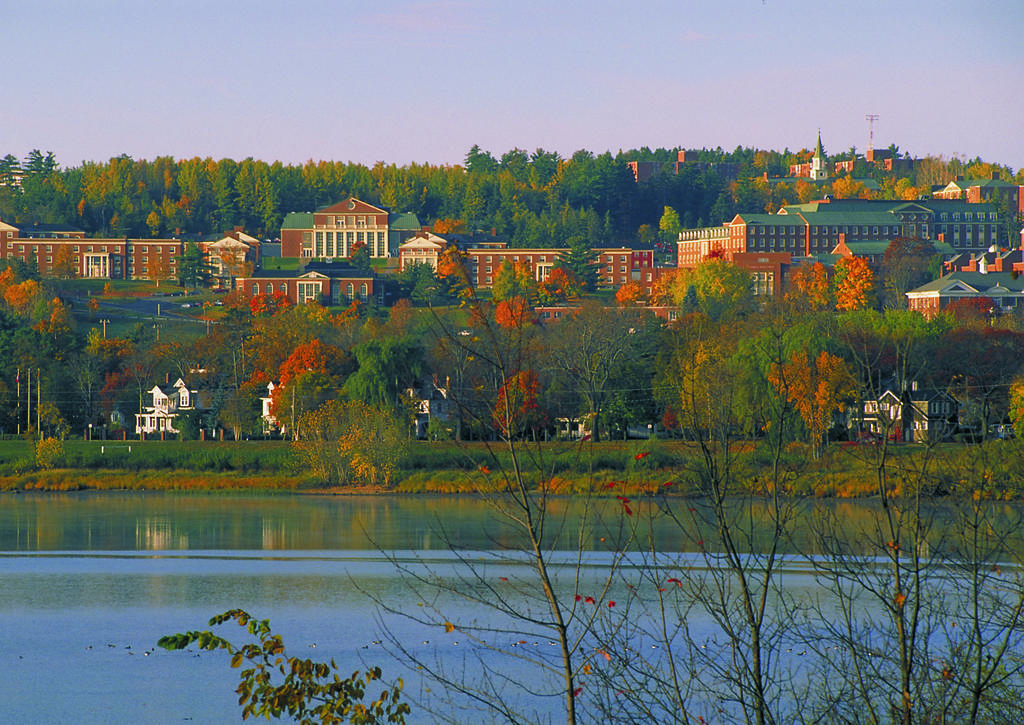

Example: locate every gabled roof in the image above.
[400,232,447,251]
[907,271,1024,297]
[317,197,388,215]
[0,220,18,232]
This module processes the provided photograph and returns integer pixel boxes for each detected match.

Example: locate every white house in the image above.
[135,378,207,435]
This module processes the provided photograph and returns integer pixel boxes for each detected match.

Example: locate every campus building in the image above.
[279,197,420,260]
[0,219,184,280]
[678,198,1003,269]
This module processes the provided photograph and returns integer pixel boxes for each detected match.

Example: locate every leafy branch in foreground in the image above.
[157,609,409,724]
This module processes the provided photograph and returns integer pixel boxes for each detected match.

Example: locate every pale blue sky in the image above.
[3,0,1022,170]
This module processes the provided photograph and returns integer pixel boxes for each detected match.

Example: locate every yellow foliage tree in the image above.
[294,400,407,487]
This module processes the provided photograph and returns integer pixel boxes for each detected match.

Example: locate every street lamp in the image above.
[88,423,93,441]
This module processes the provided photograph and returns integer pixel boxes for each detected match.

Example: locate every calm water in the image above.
[0,492,1020,723]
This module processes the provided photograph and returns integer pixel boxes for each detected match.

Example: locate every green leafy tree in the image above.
[658,205,681,242]
[158,610,409,724]
[491,259,537,303]
[349,241,372,273]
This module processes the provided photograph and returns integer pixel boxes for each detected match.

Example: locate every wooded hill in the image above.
[1,146,1019,245]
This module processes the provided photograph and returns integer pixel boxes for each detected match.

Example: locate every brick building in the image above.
[678,198,1002,269]
[279,197,420,260]
[906,270,1024,319]
[933,172,1024,216]
[0,219,183,280]
[235,261,379,306]
[461,244,657,294]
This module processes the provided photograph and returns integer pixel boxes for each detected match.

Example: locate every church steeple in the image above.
[810,131,828,181]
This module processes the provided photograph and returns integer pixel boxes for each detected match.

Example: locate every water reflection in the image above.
[1,492,1022,557]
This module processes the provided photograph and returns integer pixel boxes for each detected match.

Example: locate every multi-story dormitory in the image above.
[0,219,183,280]
[678,198,1005,270]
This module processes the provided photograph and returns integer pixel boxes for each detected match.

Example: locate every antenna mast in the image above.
[865,113,879,153]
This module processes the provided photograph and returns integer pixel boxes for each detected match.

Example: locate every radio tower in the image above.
[865,113,879,154]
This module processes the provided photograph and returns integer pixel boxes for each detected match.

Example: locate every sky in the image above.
[4,0,1023,171]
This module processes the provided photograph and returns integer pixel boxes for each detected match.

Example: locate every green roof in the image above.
[280,212,314,229]
[388,212,421,231]
[910,271,1024,294]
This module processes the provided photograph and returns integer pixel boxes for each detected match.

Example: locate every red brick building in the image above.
[280,197,391,259]
[0,220,183,280]
[462,244,657,295]
[236,262,378,306]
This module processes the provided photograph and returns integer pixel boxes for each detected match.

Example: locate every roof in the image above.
[317,197,388,215]
[243,261,375,280]
[907,271,1024,297]
[280,212,314,229]
[841,241,891,255]
[388,212,421,231]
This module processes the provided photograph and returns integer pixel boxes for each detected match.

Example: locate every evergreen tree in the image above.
[558,235,600,291]
[177,243,213,288]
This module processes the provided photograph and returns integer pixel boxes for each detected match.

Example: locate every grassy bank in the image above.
[0,438,1020,498]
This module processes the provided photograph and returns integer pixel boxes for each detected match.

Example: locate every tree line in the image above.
[1,145,1019,246]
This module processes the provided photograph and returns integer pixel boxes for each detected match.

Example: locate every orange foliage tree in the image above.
[495,296,532,329]
[3,279,40,315]
[833,256,875,311]
[786,262,831,311]
[432,218,466,234]
[769,350,855,458]
[615,281,642,307]
[537,266,581,304]
[493,369,545,438]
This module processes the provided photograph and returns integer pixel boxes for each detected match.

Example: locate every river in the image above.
[1,492,1021,723]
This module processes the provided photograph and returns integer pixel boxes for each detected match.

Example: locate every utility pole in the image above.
[26,367,31,436]
[36,369,41,436]
[16,368,21,435]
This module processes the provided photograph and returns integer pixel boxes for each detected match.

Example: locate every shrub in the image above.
[34,437,66,470]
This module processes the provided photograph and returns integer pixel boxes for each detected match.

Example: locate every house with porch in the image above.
[848,382,957,443]
[135,378,209,435]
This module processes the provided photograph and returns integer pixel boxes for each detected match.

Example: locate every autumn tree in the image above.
[269,339,352,438]
[537,266,581,305]
[147,254,173,287]
[833,255,875,311]
[491,259,537,303]
[546,301,642,442]
[785,261,831,311]
[51,246,78,279]
[769,349,855,458]
[670,257,753,320]
[614,281,642,307]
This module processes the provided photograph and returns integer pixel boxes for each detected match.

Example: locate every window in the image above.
[280,283,287,292]
[251,284,259,295]
[46,245,52,252]
[74,245,80,252]
[620,266,626,273]
[360,283,368,301]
